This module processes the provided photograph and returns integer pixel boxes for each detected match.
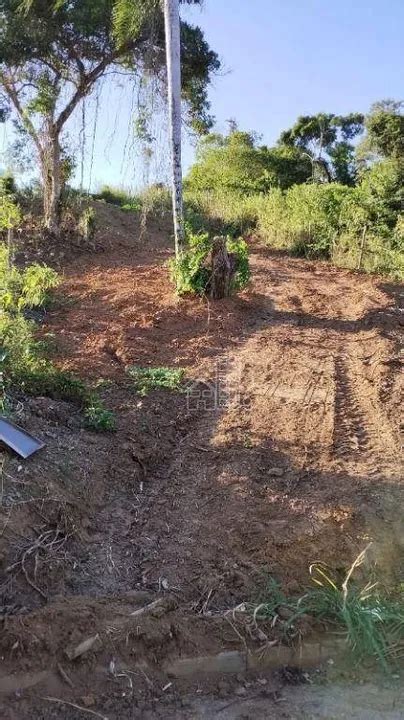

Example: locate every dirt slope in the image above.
[0,203,402,717]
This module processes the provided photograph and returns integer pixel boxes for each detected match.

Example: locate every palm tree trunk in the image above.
[164,0,185,256]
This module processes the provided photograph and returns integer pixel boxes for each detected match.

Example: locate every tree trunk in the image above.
[164,0,185,256]
[41,132,62,235]
[210,236,237,299]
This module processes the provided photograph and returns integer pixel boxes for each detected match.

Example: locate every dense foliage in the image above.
[363,100,404,161]
[0,230,115,429]
[185,101,404,279]
[279,112,364,185]
[186,130,312,193]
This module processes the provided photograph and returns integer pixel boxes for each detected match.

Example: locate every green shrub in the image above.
[94,184,134,207]
[169,228,212,295]
[169,227,251,296]
[127,366,185,396]
[184,189,261,237]
[0,246,60,311]
[84,396,116,432]
[0,193,21,231]
[0,258,114,431]
[253,164,404,277]
[257,183,353,259]
[185,130,311,194]
[0,173,17,197]
[19,264,60,309]
[0,326,115,432]
[227,237,250,289]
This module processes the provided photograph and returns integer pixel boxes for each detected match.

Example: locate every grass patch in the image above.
[127,366,185,396]
[93,184,134,207]
[246,547,404,670]
[8,363,115,433]
[93,184,171,218]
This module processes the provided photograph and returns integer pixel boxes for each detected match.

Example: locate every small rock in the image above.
[80,695,95,708]
[235,686,247,696]
[268,468,285,477]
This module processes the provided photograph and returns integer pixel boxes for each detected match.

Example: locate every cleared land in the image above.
[0,204,402,718]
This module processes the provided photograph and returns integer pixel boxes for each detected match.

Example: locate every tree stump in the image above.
[210,236,237,299]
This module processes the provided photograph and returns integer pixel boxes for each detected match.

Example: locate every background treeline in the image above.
[181,101,403,278]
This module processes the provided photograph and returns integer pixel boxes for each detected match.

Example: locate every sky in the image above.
[1,0,403,191]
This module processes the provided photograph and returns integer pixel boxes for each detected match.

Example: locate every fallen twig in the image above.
[66,633,100,661]
[130,598,163,617]
[57,662,74,688]
[21,548,47,599]
[42,696,108,719]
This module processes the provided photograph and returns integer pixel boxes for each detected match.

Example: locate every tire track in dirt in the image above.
[332,354,371,458]
[332,336,402,472]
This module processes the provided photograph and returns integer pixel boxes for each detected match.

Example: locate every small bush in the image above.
[169,227,250,296]
[19,264,60,309]
[0,173,17,197]
[84,396,116,432]
[169,228,211,295]
[0,193,21,231]
[0,257,114,432]
[0,246,60,311]
[127,366,185,396]
[94,184,134,207]
[227,236,250,289]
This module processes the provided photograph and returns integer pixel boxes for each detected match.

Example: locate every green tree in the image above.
[360,100,404,162]
[0,0,219,233]
[279,112,364,185]
[186,129,311,193]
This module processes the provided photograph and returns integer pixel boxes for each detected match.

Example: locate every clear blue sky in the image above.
[184,0,403,144]
[1,0,403,191]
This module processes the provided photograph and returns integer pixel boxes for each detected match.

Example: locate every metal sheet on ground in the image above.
[0,417,45,458]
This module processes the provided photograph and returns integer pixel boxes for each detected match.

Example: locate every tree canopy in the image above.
[0,0,219,229]
[278,112,364,185]
[362,100,404,162]
[185,129,312,193]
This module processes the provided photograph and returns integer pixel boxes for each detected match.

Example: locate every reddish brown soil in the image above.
[0,202,402,717]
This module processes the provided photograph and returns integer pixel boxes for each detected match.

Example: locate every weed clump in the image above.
[245,547,404,670]
[127,366,185,396]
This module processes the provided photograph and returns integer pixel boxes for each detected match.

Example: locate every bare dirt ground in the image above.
[0,203,402,717]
